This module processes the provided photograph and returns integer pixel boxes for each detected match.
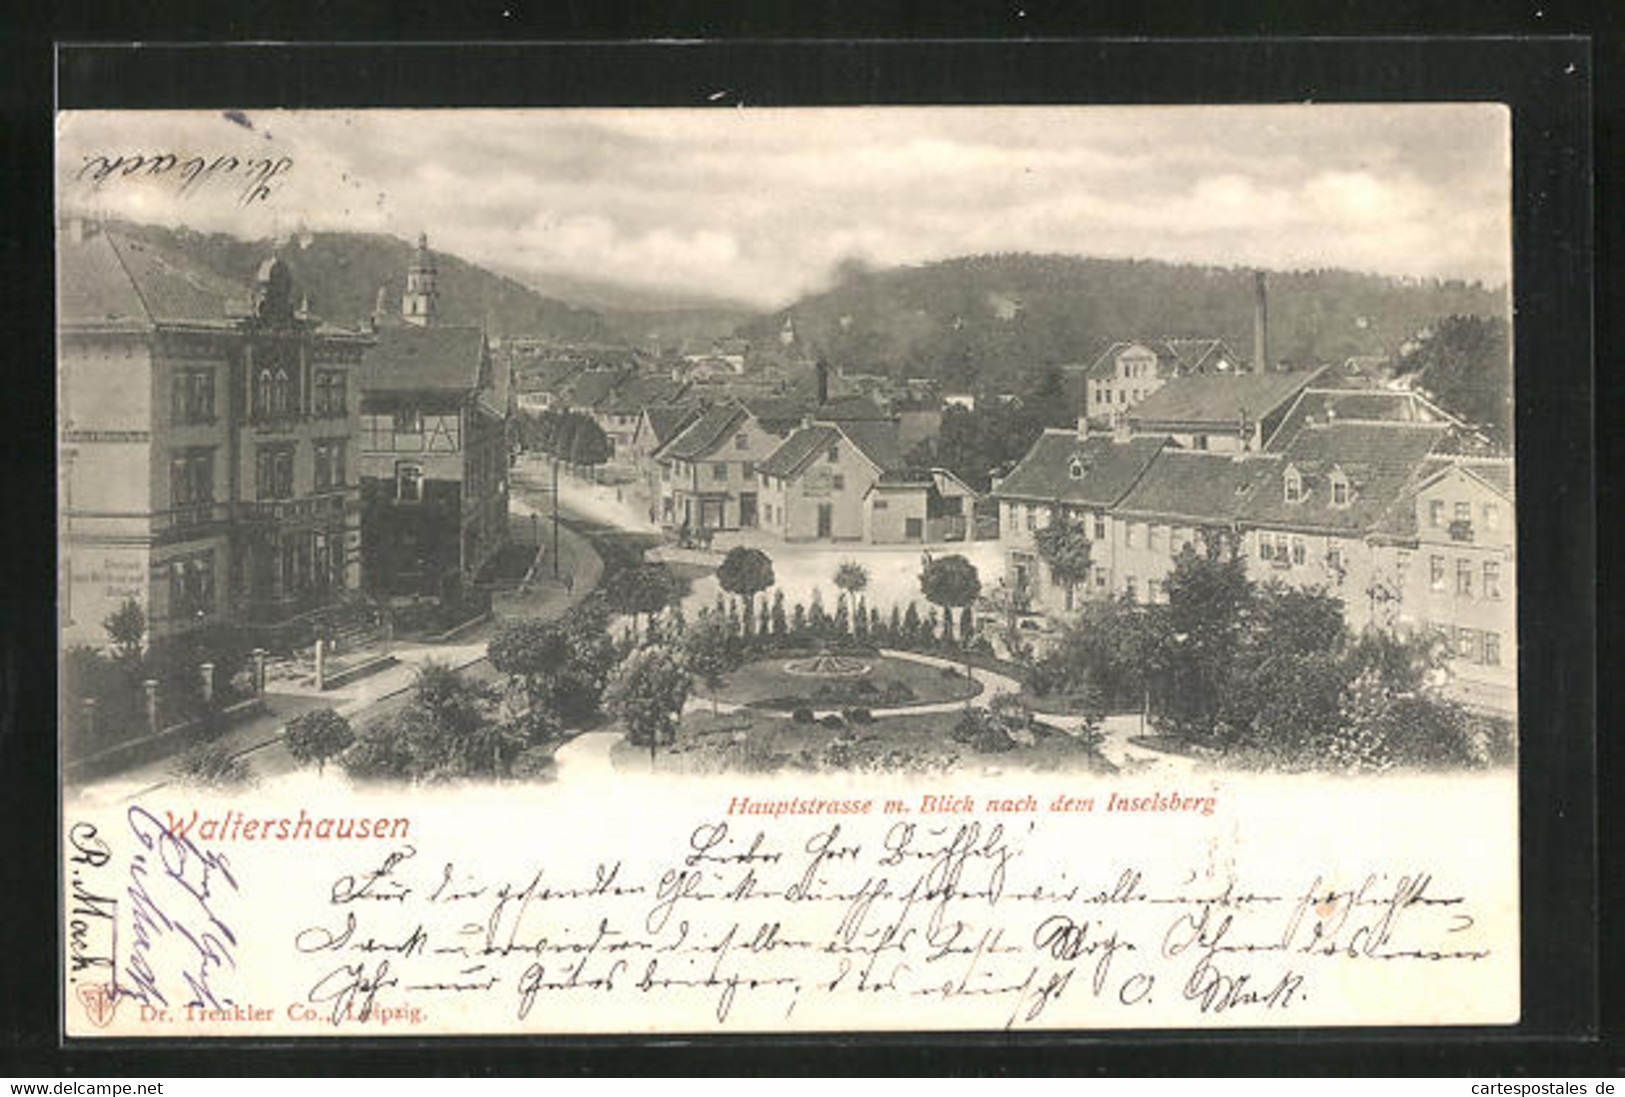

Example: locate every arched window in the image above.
[256,369,274,417]
[272,369,292,416]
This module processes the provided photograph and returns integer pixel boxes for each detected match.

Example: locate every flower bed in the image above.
[709,651,982,711]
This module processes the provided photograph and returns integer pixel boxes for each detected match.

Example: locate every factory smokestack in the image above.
[1253,270,1270,373]
[815,359,830,405]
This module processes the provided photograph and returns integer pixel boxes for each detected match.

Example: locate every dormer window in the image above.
[1329,469,1351,508]
[734,433,748,450]
[1068,457,1085,480]
[1284,466,1304,504]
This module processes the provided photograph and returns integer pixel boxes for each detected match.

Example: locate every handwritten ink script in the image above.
[275,818,1496,1032]
[64,778,1518,1036]
[72,153,293,205]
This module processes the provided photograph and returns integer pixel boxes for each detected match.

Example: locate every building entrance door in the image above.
[739,493,758,527]
[817,503,833,538]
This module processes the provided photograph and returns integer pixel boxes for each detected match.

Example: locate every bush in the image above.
[791,707,815,724]
[842,707,874,725]
[819,713,846,730]
[171,741,253,789]
[509,745,557,782]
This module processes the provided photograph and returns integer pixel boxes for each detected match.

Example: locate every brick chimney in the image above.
[1253,270,1270,373]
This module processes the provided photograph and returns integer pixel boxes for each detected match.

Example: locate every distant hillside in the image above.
[109,222,611,343]
[746,254,1509,395]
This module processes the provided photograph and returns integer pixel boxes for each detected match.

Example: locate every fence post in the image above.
[252,649,267,695]
[142,679,159,735]
[82,697,96,739]
[199,662,215,706]
[314,638,328,692]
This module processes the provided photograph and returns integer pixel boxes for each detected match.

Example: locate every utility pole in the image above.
[552,453,561,579]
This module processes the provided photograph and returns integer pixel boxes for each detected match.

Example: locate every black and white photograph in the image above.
[57,106,1515,792]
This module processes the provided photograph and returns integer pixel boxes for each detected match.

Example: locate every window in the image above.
[742,461,756,482]
[1094,567,1108,589]
[905,517,924,539]
[1429,500,1445,527]
[1124,522,1139,548]
[1193,434,1208,451]
[1025,507,1035,532]
[832,474,845,490]
[1006,505,1018,533]
[712,462,728,481]
[1484,631,1501,667]
[734,433,748,451]
[1484,560,1502,598]
[1291,536,1306,566]
[873,498,888,511]
[168,551,215,621]
[1118,390,1127,405]
[826,445,839,463]
[1456,628,1477,660]
[1284,469,1303,504]
[1260,536,1273,561]
[661,464,671,483]
[169,448,214,507]
[1456,558,1473,597]
[1484,503,1500,530]
[171,368,215,424]
[314,369,347,418]
[271,368,293,416]
[1454,501,1471,524]
[314,440,347,491]
[1430,555,1446,591]
[256,445,295,500]
[256,369,274,418]
[1124,576,1138,603]
[1331,476,1349,507]
[1094,515,1106,540]
[1327,546,1344,572]
[394,407,423,434]
[396,462,423,502]
[1149,525,1164,552]
[1147,578,1162,603]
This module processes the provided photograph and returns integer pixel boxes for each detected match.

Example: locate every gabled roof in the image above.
[562,368,630,409]
[1265,385,1462,452]
[835,419,905,473]
[1238,421,1451,536]
[738,396,812,431]
[1080,338,1241,381]
[659,402,749,461]
[758,426,841,479]
[362,324,488,394]
[813,395,895,422]
[1127,367,1326,428]
[994,432,1169,506]
[1414,459,1515,502]
[518,359,584,395]
[59,226,253,330]
[640,404,704,448]
[598,374,689,414]
[1114,451,1254,525]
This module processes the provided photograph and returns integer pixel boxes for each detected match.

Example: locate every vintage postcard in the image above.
[56,105,1518,1036]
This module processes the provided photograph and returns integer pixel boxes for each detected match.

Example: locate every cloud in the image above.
[55,105,1510,308]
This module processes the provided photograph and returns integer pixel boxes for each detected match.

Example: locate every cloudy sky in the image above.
[56,106,1510,308]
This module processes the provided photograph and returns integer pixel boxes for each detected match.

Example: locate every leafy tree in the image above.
[489,617,572,715]
[681,614,736,715]
[808,587,830,637]
[833,561,870,618]
[717,546,775,636]
[833,597,850,637]
[606,563,685,640]
[919,554,982,673]
[567,413,613,474]
[792,601,807,637]
[902,602,921,643]
[283,707,354,776]
[103,597,146,663]
[770,590,788,638]
[1159,549,1253,743]
[605,645,692,763]
[1394,314,1512,446]
[982,579,1033,662]
[959,605,977,649]
[1034,515,1093,611]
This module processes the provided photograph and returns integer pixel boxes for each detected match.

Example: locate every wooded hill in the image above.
[106,221,611,343]
[741,253,1508,393]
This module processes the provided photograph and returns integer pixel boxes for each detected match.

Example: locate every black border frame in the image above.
[2,33,1604,1076]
